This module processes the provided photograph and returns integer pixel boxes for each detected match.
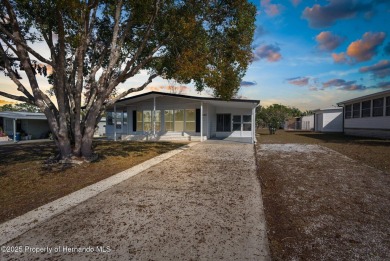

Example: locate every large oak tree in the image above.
[0,0,256,159]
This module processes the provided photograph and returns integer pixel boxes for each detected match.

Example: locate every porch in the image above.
[105,92,260,144]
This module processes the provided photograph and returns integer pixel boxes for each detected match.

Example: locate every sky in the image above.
[1,0,390,110]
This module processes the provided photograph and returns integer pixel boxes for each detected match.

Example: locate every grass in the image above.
[257,129,390,260]
[0,140,187,224]
[257,129,390,173]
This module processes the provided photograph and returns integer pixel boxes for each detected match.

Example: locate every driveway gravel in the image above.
[1,140,270,261]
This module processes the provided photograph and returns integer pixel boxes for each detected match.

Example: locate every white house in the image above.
[337,90,390,139]
[313,108,343,132]
[0,111,51,141]
[301,115,314,131]
[105,91,260,143]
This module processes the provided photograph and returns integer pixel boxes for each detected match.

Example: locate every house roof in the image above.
[0,111,47,120]
[110,91,260,109]
[337,89,390,106]
[312,107,343,113]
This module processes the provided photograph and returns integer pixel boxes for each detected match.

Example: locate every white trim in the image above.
[200,102,203,141]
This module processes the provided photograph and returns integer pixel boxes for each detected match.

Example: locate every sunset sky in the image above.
[1,0,390,110]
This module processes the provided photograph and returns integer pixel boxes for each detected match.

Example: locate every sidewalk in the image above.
[0,140,270,260]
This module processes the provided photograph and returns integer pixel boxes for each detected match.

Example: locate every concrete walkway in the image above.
[0,140,270,261]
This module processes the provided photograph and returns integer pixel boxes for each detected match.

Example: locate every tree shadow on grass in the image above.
[0,143,58,165]
[296,133,390,146]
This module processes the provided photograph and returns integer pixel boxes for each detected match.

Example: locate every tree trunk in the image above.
[80,126,95,158]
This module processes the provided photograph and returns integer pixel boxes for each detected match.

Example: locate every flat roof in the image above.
[114,91,260,104]
[337,89,390,105]
[0,111,47,120]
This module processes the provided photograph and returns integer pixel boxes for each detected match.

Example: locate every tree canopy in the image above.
[0,102,40,112]
[0,0,256,160]
[256,104,303,130]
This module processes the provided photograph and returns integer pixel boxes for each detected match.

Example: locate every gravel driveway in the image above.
[1,141,270,261]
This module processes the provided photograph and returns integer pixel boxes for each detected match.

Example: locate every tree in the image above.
[0,102,40,112]
[256,104,302,134]
[0,0,256,160]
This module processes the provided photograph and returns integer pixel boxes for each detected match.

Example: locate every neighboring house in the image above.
[284,115,314,131]
[301,115,314,131]
[94,117,106,137]
[313,108,343,132]
[105,91,260,143]
[0,111,50,141]
[337,90,390,139]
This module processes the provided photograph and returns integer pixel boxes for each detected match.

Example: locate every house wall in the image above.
[21,119,51,139]
[301,115,314,130]
[214,107,253,138]
[106,97,204,139]
[341,92,390,139]
[315,111,343,132]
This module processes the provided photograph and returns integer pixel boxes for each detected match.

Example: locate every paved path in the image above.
[1,140,270,260]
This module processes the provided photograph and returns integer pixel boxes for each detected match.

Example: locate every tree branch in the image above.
[0,91,30,103]
[0,24,54,66]
[106,74,157,106]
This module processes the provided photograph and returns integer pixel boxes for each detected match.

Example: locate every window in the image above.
[386,97,390,116]
[185,109,196,131]
[164,110,174,131]
[154,110,161,131]
[107,112,114,125]
[362,100,371,117]
[143,111,152,131]
[243,115,252,131]
[174,109,184,131]
[115,112,123,129]
[345,105,352,119]
[123,112,128,130]
[232,115,241,131]
[373,98,384,117]
[352,102,360,118]
[136,111,143,131]
[217,114,231,132]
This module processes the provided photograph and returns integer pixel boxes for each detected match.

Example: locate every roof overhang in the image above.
[109,91,260,110]
[0,111,47,120]
[337,89,390,106]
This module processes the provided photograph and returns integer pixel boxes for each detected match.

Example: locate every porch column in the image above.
[13,118,17,142]
[114,104,117,141]
[200,102,203,142]
[251,107,255,144]
[153,96,156,135]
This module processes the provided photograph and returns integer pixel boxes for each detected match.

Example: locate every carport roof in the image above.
[0,111,47,120]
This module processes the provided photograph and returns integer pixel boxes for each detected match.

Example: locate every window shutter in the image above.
[132,111,137,131]
[196,109,201,133]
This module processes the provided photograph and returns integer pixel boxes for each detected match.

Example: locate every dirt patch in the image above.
[257,132,390,260]
[0,140,186,224]
[258,129,390,173]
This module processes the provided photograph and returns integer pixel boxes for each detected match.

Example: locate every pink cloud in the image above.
[322,78,366,91]
[302,0,373,28]
[359,60,390,78]
[253,44,282,62]
[332,52,348,64]
[346,32,386,62]
[291,0,301,7]
[286,77,310,86]
[316,31,345,51]
[260,0,283,17]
